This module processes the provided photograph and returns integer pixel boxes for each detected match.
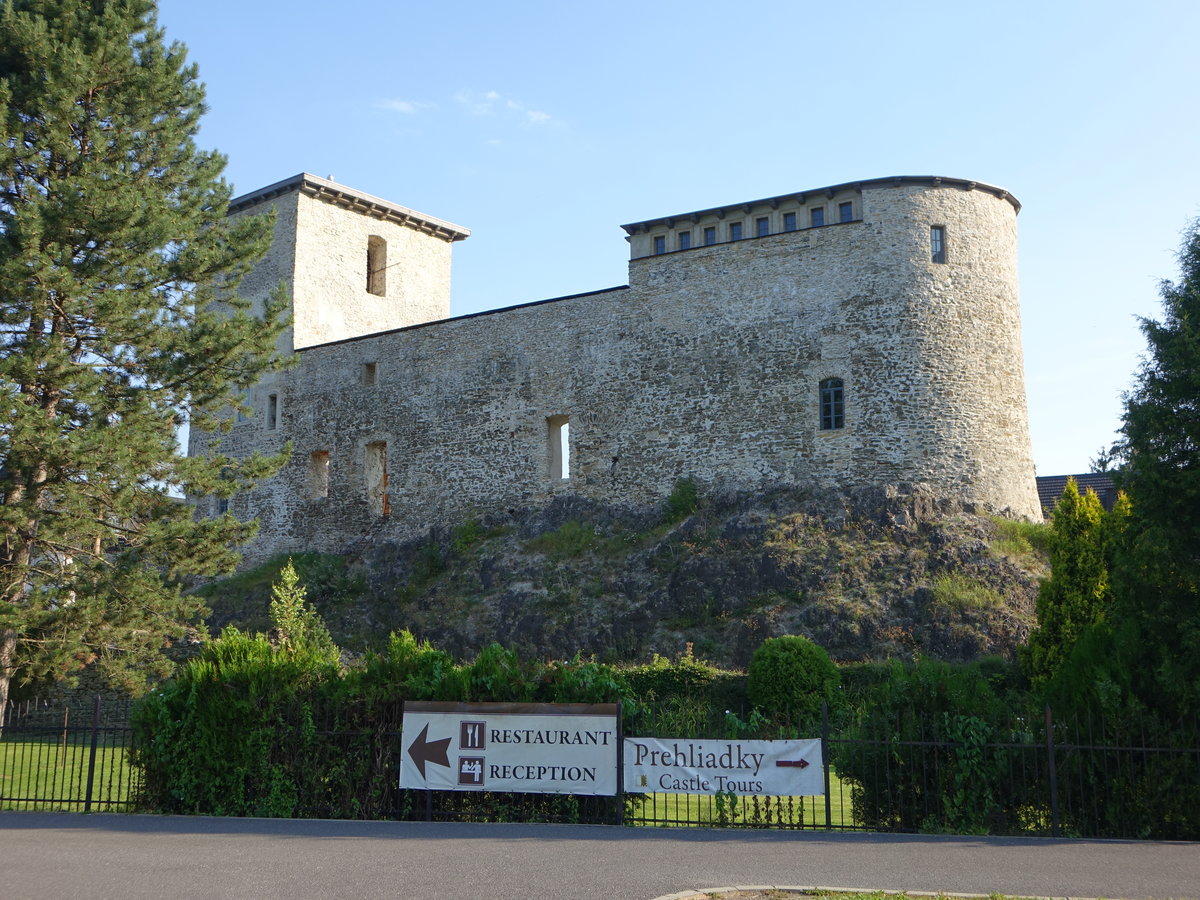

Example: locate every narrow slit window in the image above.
[363,362,377,385]
[267,393,278,430]
[547,415,570,481]
[819,378,845,431]
[308,451,330,499]
[367,235,387,295]
[931,226,947,264]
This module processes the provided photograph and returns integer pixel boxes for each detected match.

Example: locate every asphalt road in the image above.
[2,813,1197,900]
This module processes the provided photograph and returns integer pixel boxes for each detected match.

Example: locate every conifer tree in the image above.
[0,0,288,709]
[1109,221,1200,716]
[1022,479,1127,689]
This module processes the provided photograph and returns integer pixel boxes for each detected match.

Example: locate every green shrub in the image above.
[830,657,1034,834]
[746,635,841,732]
[663,477,699,523]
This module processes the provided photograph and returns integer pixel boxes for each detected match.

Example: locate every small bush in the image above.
[663,478,699,523]
[746,635,841,732]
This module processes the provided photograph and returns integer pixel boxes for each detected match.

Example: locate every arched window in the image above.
[819,378,844,431]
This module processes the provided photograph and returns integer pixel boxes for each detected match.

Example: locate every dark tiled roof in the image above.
[1036,473,1118,519]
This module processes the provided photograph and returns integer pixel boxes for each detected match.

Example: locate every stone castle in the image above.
[190,173,1041,561]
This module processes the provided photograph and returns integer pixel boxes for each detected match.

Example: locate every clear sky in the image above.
[157,0,1200,478]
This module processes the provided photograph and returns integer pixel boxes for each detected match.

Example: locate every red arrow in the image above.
[775,758,810,769]
[407,723,452,778]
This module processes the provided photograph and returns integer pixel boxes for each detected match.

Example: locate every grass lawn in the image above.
[0,734,140,811]
[629,769,858,829]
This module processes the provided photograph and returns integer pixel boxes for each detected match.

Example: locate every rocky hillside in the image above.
[203,482,1049,669]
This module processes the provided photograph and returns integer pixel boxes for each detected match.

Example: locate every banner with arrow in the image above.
[623,737,824,796]
[399,701,620,795]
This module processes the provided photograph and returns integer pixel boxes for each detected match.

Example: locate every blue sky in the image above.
[157,0,1200,477]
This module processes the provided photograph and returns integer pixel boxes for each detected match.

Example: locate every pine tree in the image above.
[1110,220,1200,716]
[0,0,288,709]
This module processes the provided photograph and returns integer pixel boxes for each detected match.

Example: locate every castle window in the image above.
[365,441,390,517]
[756,217,770,237]
[367,236,387,296]
[653,235,666,255]
[728,222,743,241]
[678,231,691,251]
[839,201,854,223]
[267,393,278,430]
[308,451,330,499]
[235,389,250,423]
[214,497,229,515]
[547,415,570,481]
[931,226,947,264]
[363,362,377,385]
[810,208,825,228]
[783,212,797,232]
[703,226,716,245]
[819,378,844,431]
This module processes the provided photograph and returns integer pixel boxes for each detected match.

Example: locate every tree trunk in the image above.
[0,630,15,737]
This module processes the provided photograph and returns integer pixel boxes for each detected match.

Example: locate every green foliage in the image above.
[269,560,338,662]
[663,477,700,523]
[929,574,1004,611]
[0,0,288,706]
[990,517,1053,563]
[1107,220,1200,718]
[621,649,747,739]
[746,635,841,732]
[1022,480,1125,690]
[831,657,1033,834]
[524,519,626,559]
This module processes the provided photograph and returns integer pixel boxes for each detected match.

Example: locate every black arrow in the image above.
[407,723,452,778]
[775,758,809,769]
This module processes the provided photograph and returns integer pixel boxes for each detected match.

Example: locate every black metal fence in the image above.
[4,696,1198,839]
[1,695,140,812]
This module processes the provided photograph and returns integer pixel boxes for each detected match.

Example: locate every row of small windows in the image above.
[652,202,856,255]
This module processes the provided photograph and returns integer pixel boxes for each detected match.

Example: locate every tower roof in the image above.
[229,173,470,243]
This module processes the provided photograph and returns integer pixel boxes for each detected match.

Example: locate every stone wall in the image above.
[191,176,1040,561]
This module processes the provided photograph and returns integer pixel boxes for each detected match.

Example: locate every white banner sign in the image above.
[623,738,824,796]
[400,701,619,796]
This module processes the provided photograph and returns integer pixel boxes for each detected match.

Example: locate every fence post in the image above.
[614,701,625,826]
[822,701,832,829]
[1045,704,1059,837]
[84,694,102,813]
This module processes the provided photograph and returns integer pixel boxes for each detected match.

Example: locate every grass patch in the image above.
[0,736,138,811]
[628,769,858,829]
[990,517,1052,564]
[525,520,633,560]
[929,573,1004,611]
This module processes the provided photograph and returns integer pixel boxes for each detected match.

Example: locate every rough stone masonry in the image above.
[189,174,1041,562]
